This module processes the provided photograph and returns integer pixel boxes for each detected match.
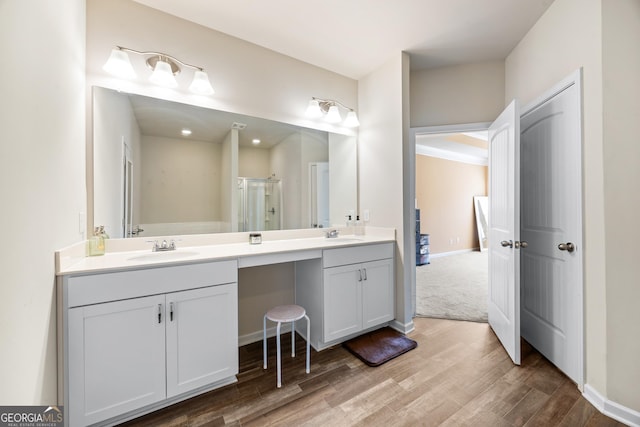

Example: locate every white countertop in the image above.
[56,227,396,276]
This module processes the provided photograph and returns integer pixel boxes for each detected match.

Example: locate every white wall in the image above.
[359,52,412,328]
[239,146,271,178]
[0,0,86,404]
[410,60,505,127]
[601,0,640,411]
[85,0,357,135]
[505,0,607,400]
[93,87,141,237]
[140,135,223,223]
[329,134,358,227]
[300,131,329,228]
[270,134,302,229]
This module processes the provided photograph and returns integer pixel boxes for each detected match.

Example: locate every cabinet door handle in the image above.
[358,269,363,281]
[157,304,162,324]
[362,268,367,281]
[169,302,174,321]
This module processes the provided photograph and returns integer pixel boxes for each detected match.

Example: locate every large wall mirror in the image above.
[93,87,357,238]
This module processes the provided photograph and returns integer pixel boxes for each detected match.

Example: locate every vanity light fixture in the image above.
[103,46,215,95]
[305,97,359,127]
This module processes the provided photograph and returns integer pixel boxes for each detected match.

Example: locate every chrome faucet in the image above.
[151,239,176,252]
[325,229,339,238]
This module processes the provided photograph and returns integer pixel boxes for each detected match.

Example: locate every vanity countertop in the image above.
[56,227,396,276]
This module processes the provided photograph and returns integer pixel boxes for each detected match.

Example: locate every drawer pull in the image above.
[157,304,162,323]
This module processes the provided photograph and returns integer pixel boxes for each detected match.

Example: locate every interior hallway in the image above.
[122,317,623,426]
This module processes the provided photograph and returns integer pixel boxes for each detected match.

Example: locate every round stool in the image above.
[263,304,310,388]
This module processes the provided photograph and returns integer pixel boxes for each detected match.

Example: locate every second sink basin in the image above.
[127,250,199,262]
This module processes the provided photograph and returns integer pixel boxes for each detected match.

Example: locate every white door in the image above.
[310,162,330,228]
[122,140,134,238]
[488,99,521,365]
[520,75,583,385]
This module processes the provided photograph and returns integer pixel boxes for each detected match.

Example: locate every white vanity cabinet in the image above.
[297,243,395,350]
[58,260,238,427]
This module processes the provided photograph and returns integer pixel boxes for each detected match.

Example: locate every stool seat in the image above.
[263,304,310,388]
[265,304,306,323]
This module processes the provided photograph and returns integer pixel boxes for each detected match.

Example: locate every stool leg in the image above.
[276,321,282,388]
[305,314,310,374]
[263,315,267,370]
[291,320,296,357]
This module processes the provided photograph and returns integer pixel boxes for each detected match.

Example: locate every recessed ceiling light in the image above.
[252,139,261,145]
[181,128,192,136]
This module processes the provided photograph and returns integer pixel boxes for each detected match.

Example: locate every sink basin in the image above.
[327,237,364,243]
[127,250,200,262]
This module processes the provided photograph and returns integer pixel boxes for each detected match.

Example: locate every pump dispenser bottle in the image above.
[354,215,364,235]
[88,226,105,256]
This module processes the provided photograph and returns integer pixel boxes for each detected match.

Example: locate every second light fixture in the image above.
[306,97,359,127]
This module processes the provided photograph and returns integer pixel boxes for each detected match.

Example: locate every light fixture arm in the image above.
[311,96,355,113]
[115,46,205,72]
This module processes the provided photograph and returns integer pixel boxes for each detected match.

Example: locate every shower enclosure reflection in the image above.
[237,178,282,232]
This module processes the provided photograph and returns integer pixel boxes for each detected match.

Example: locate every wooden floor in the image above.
[122,318,624,426]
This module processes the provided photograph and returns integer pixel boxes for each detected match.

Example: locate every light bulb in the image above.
[344,111,360,127]
[306,99,323,118]
[103,48,136,79]
[149,59,177,88]
[325,105,342,123]
[189,70,215,95]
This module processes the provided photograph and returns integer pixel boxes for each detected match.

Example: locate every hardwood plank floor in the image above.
[121,318,625,426]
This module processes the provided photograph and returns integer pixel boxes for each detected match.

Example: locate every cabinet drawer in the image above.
[323,243,393,268]
[67,260,238,307]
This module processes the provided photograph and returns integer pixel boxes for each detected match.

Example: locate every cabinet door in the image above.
[68,295,166,426]
[166,283,238,397]
[323,265,362,342]
[361,259,395,329]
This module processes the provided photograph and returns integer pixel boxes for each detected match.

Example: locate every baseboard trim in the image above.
[429,248,480,259]
[389,319,415,335]
[583,384,640,427]
[239,324,293,347]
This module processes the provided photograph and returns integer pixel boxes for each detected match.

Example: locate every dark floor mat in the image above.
[343,327,417,367]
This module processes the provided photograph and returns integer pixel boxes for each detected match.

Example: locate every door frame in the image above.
[520,69,584,388]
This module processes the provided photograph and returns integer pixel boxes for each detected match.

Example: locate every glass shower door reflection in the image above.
[265,179,281,230]
[238,178,282,232]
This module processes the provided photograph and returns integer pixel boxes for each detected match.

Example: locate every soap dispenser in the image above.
[346,215,353,228]
[88,226,105,256]
[354,215,364,236]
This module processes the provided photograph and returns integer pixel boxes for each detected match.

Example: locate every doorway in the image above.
[414,129,490,322]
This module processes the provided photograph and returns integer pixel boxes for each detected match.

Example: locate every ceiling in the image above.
[416,132,488,165]
[133,0,554,79]
[128,93,321,148]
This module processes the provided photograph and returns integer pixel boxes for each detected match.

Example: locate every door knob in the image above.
[558,242,575,253]
[514,241,528,249]
[500,240,513,248]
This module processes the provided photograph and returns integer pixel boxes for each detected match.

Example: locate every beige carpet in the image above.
[416,250,488,322]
